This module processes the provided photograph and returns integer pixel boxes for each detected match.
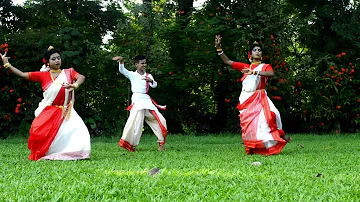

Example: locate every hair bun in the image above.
[48,46,54,51]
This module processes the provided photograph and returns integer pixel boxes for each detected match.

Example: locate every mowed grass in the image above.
[0,134,360,201]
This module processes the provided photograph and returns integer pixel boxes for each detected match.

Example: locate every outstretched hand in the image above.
[0,52,10,64]
[215,35,222,49]
[112,56,124,64]
[241,68,254,75]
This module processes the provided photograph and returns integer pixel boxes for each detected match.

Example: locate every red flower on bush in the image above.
[341,52,346,56]
[10,89,14,93]
[270,35,274,40]
[330,66,335,70]
[336,105,341,110]
[336,54,342,59]
[224,98,230,103]
[4,114,10,120]
[17,98,22,102]
[318,122,324,127]
[272,96,281,100]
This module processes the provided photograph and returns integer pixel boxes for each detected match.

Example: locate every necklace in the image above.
[250,61,261,69]
[50,70,63,84]
[50,69,61,73]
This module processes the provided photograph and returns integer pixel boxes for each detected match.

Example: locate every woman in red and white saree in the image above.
[1,47,90,161]
[215,36,290,155]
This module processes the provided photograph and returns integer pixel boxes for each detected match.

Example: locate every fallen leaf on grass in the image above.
[315,173,323,178]
[148,168,161,176]
[251,162,262,166]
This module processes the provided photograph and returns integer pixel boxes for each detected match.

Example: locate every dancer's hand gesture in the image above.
[112,56,124,64]
[241,68,254,75]
[0,52,10,64]
[215,35,222,49]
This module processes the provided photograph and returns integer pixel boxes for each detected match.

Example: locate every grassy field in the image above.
[0,133,359,201]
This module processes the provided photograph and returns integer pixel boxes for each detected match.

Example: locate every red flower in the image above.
[10,89,14,93]
[15,109,20,114]
[273,86,277,91]
[296,91,299,95]
[336,54,341,59]
[285,68,289,71]
[349,62,353,66]
[341,68,345,72]
[272,96,281,100]
[358,98,360,103]
[334,70,338,73]
[16,104,21,108]
[336,105,341,110]
[280,62,285,67]
[5,48,8,52]
[270,35,274,40]
[318,122,324,127]
[42,58,47,64]
[303,110,307,114]
[326,74,330,77]
[248,52,251,59]
[168,72,174,75]
[331,76,336,79]
[273,44,276,47]
[352,66,355,69]
[334,130,339,134]
[310,126,314,129]
[224,98,231,103]
[330,66,335,70]
[297,81,301,86]
[17,98,22,102]
[350,69,355,74]
[4,114,10,120]
[341,52,346,56]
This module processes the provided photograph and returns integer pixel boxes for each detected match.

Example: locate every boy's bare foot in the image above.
[158,145,165,151]
[282,136,291,143]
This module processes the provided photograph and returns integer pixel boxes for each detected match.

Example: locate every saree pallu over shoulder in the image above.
[237,64,287,156]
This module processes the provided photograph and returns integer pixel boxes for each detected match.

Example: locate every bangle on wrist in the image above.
[218,51,224,56]
[73,82,79,89]
[217,48,223,52]
[4,63,11,69]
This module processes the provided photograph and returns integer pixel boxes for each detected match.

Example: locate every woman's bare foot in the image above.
[282,136,291,143]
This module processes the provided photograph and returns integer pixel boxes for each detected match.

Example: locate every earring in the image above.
[260,56,263,61]
[47,63,49,68]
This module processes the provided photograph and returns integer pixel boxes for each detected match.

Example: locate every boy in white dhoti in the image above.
[112,55,167,152]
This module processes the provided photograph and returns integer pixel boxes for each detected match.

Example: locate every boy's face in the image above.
[135,59,147,72]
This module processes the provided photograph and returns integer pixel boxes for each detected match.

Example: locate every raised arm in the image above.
[1,52,29,80]
[112,56,131,79]
[215,35,234,66]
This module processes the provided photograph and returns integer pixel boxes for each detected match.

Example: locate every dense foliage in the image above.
[1,0,360,137]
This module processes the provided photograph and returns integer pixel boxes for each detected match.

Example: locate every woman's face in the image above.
[48,53,61,69]
[251,46,262,59]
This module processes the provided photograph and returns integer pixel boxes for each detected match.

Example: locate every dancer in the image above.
[1,46,91,160]
[214,35,290,155]
[112,55,167,152]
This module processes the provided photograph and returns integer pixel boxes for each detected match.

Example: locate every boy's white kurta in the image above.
[118,63,167,152]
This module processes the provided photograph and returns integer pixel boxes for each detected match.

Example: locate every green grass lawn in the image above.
[0,133,359,201]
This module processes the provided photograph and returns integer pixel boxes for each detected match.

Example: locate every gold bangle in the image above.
[217,48,223,52]
[4,63,11,69]
[73,82,79,89]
